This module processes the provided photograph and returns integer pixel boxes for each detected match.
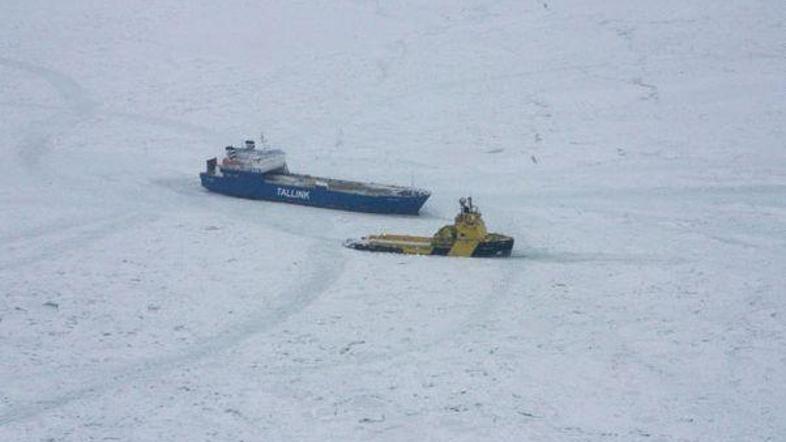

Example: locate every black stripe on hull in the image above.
[346,242,411,255]
[431,247,450,256]
[471,239,514,257]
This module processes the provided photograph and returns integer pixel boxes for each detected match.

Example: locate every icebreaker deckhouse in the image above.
[344,197,514,257]
[199,137,430,215]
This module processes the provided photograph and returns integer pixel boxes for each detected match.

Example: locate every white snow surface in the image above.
[1,1,785,440]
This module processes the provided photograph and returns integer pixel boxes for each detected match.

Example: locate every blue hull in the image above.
[200,170,429,215]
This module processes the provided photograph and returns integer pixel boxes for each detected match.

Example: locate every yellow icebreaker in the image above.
[344,198,514,257]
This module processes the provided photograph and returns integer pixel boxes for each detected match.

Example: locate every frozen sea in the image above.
[1,1,785,440]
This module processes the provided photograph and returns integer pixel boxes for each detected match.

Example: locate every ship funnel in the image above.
[245,140,255,149]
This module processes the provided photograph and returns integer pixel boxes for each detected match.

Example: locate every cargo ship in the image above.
[345,197,514,257]
[199,138,430,215]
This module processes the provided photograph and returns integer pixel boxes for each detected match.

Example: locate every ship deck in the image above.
[263,172,428,197]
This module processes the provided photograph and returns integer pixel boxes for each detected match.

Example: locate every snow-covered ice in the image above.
[1,1,785,440]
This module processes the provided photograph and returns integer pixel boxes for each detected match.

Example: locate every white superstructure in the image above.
[221,139,288,174]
